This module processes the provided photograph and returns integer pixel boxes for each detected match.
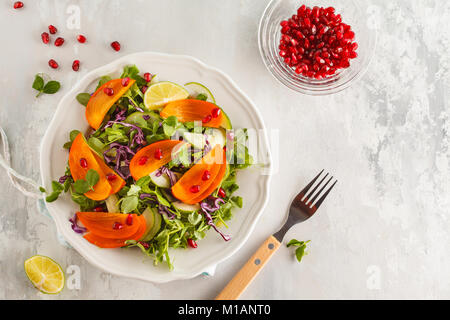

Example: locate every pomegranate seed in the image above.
[94,206,104,212]
[190,185,201,193]
[187,239,197,248]
[41,32,50,44]
[79,158,88,168]
[13,1,23,9]
[202,115,212,124]
[121,77,130,87]
[113,222,123,230]
[72,60,80,71]
[110,41,121,51]
[143,73,152,82]
[141,86,148,94]
[126,214,133,226]
[106,173,117,182]
[218,188,226,198]
[154,148,163,160]
[103,87,114,96]
[54,37,64,47]
[278,5,357,79]
[202,170,211,181]
[48,25,57,34]
[139,241,150,249]
[77,34,86,43]
[138,156,148,166]
[48,59,58,69]
[211,108,221,118]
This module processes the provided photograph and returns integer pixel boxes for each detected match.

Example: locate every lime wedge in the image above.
[184,82,216,103]
[144,81,189,110]
[24,255,65,294]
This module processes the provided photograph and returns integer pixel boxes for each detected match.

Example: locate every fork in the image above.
[215,170,337,300]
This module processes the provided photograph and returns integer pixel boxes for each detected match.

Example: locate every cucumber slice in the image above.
[140,207,162,241]
[149,170,181,189]
[125,111,160,127]
[184,82,216,104]
[173,201,200,213]
[105,194,119,213]
[183,132,206,149]
[205,128,226,148]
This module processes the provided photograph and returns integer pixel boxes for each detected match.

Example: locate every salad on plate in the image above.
[45,65,252,270]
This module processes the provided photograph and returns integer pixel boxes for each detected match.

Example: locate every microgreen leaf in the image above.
[73,179,90,194]
[32,75,44,91]
[121,196,139,214]
[85,169,100,189]
[76,93,91,106]
[287,239,311,263]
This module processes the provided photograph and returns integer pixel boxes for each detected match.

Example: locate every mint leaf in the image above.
[43,81,61,94]
[32,75,44,91]
[76,93,91,106]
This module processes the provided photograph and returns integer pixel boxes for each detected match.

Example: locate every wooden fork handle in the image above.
[215,235,281,300]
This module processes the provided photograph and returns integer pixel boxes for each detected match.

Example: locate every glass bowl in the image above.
[258,0,377,95]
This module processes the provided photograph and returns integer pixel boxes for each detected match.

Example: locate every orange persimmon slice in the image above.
[77,212,146,239]
[160,99,225,128]
[92,152,125,195]
[69,133,112,201]
[86,78,135,130]
[172,145,227,204]
[129,140,184,181]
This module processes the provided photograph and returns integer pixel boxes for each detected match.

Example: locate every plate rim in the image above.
[39,51,272,283]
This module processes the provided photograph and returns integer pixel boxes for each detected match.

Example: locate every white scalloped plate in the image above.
[40,52,272,283]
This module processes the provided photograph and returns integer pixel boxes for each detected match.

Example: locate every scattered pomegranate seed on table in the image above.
[48,25,57,34]
[41,32,50,44]
[76,34,86,43]
[48,59,59,69]
[13,1,24,9]
[110,41,121,51]
[187,239,198,248]
[54,37,65,47]
[103,87,114,96]
[72,60,80,71]
[278,5,358,79]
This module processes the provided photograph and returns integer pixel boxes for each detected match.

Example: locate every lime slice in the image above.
[144,81,189,110]
[184,82,216,103]
[24,255,65,294]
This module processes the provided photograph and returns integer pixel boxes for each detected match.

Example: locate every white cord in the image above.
[0,126,43,199]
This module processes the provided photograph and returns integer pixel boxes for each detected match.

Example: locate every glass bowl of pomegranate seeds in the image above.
[258,0,377,95]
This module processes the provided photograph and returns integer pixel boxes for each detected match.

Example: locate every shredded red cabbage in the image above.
[69,213,87,234]
[200,198,230,241]
[160,167,178,186]
[128,99,144,112]
[158,205,176,220]
[103,142,135,180]
[58,175,69,184]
